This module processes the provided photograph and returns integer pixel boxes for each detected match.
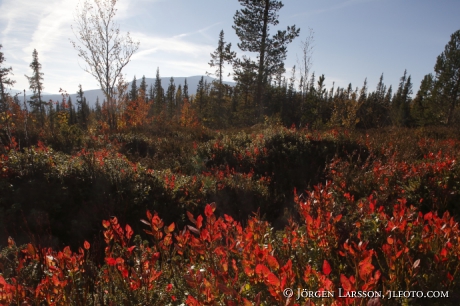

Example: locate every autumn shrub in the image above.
[1,126,460,305]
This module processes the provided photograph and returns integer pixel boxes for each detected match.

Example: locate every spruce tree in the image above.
[433,29,460,125]
[391,70,412,126]
[129,75,138,101]
[95,96,102,120]
[196,76,205,115]
[0,44,16,112]
[76,84,89,128]
[25,49,46,126]
[183,79,189,101]
[175,84,183,117]
[412,73,435,126]
[68,96,77,125]
[139,75,147,101]
[148,84,154,102]
[166,77,176,119]
[154,68,164,114]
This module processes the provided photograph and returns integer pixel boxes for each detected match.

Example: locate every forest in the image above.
[1,0,460,305]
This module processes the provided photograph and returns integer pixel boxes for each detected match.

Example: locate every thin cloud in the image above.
[131,32,214,60]
[172,22,223,40]
[293,0,380,17]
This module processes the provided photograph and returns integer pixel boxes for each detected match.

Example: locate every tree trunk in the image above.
[256,0,270,120]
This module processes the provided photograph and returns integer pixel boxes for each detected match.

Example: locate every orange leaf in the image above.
[387,237,394,245]
[166,222,175,233]
[186,211,196,224]
[243,299,253,306]
[84,241,90,250]
[146,210,153,221]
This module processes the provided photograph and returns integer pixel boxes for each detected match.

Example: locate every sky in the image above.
[1,0,459,96]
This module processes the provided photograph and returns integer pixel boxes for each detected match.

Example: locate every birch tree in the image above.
[70,0,139,129]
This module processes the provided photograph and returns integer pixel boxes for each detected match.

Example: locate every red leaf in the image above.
[84,241,90,250]
[359,261,374,280]
[440,248,448,257]
[106,257,116,266]
[340,274,352,292]
[387,237,394,245]
[267,273,280,287]
[323,260,332,276]
[205,204,215,218]
[267,255,279,270]
[146,210,153,221]
[424,212,433,221]
[125,224,133,240]
[196,215,203,229]
[224,214,234,223]
[255,264,269,276]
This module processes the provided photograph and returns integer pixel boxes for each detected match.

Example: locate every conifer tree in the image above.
[154,68,164,115]
[76,84,90,128]
[391,70,412,126]
[412,73,435,126]
[183,79,189,101]
[233,0,299,118]
[25,49,46,127]
[175,84,183,118]
[0,44,16,112]
[166,77,176,119]
[139,75,147,101]
[432,29,460,125]
[95,96,102,120]
[196,76,206,116]
[208,30,236,87]
[68,96,77,125]
[129,75,138,101]
[148,84,154,103]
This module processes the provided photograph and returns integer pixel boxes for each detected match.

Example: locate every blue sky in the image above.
[1,0,459,95]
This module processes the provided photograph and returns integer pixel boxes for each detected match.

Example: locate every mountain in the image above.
[12,76,235,109]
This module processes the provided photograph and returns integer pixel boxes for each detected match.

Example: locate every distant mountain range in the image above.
[10,76,235,109]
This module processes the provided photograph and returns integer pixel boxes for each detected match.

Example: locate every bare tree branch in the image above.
[70,0,139,129]
[297,27,314,97]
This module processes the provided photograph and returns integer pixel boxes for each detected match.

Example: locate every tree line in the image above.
[1,0,459,146]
